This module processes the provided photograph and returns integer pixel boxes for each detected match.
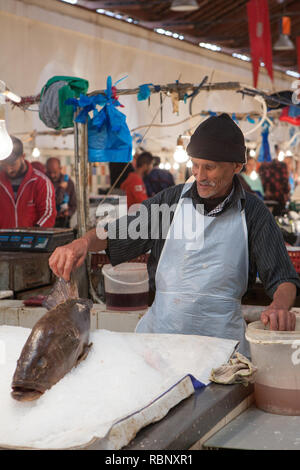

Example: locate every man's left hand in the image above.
[261,307,296,331]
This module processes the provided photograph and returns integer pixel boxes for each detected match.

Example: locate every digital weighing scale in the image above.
[0,228,74,253]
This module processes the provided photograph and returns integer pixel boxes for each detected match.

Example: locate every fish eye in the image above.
[37,357,47,368]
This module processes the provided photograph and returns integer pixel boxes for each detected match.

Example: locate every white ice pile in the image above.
[0,326,237,449]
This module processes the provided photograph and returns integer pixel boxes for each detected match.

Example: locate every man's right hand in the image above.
[49,238,89,281]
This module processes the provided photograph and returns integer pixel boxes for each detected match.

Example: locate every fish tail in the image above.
[43,277,79,310]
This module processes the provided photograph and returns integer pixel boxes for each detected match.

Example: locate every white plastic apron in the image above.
[136,183,250,356]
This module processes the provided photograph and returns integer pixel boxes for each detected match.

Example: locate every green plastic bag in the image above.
[39,76,89,129]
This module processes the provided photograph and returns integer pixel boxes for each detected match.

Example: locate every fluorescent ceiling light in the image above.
[286,70,300,78]
[154,28,184,40]
[232,52,251,62]
[199,42,221,52]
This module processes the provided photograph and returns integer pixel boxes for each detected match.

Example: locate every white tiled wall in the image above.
[0,301,145,333]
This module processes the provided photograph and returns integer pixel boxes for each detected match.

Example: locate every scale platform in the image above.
[0,228,74,253]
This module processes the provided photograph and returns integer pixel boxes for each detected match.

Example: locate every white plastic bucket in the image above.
[102,263,149,311]
[246,317,300,415]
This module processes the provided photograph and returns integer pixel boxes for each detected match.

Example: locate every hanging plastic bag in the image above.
[87,76,132,163]
[258,122,272,162]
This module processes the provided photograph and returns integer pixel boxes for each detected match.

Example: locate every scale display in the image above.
[0,228,74,252]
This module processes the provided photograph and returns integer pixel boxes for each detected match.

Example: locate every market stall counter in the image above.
[124,382,254,450]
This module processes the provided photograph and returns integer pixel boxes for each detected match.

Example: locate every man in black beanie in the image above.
[185,113,246,214]
[49,114,299,357]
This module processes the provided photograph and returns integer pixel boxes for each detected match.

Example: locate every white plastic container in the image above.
[245,318,300,415]
[102,263,149,311]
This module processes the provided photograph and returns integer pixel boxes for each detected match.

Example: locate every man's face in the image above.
[191,158,243,199]
[46,162,61,183]
[140,162,153,176]
[1,155,26,179]
[145,162,153,176]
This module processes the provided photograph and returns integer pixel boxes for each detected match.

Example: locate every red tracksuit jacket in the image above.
[0,161,57,228]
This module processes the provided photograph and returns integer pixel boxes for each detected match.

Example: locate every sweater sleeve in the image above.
[35,175,57,227]
[246,194,300,298]
[106,185,183,266]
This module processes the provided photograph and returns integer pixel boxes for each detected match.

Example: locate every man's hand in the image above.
[260,282,297,331]
[261,307,296,331]
[49,228,108,281]
[49,238,89,281]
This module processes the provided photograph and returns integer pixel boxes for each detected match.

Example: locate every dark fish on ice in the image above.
[11,278,93,402]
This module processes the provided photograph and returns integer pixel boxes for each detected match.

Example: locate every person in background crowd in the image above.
[144,156,175,197]
[259,157,290,216]
[241,156,264,199]
[120,152,153,210]
[46,157,77,228]
[0,136,56,228]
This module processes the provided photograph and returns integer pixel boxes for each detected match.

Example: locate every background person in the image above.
[120,152,153,210]
[259,158,290,216]
[144,156,175,197]
[46,157,77,228]
[0,136,56,228]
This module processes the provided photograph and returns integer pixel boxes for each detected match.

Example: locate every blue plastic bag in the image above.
[66,76,132,163]
[88,77,132,163]
[258,122,272,163]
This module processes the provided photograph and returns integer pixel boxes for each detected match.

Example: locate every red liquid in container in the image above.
[105,292,149,311]
[255,383,300,416]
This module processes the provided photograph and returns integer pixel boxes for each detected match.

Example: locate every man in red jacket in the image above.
[0,136,57,228]
[120,152,153,211]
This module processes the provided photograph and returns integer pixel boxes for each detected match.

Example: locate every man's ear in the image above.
[234,163,244,174]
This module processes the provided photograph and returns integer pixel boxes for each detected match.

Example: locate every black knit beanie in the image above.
[186,113,246,163]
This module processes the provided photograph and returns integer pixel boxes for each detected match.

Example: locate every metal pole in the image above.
[74,118,89,238]
[73,116,89,297]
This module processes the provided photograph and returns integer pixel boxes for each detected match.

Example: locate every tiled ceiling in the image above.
[58,0,300,75]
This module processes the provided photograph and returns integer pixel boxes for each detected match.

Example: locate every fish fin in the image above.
[43,277,79,310]
[76,342,93,366]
